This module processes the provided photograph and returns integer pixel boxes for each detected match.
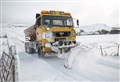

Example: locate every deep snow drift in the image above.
[0,23,120,81]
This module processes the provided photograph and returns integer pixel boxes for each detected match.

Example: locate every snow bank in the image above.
[71,35,120,81]
[71,46,119,81]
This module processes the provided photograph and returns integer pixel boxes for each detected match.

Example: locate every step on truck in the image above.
[24,10,79,58]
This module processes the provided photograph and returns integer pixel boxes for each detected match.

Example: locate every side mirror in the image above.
[36,13,40,19]
[77,20,79,26]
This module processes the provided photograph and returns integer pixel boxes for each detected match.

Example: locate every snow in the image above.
[76,23,112,33]
[19,53,73,81]
[0,23,120,81]
[72,46,119,81]
[77,34,119,45]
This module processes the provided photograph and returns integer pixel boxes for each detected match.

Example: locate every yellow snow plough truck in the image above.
[24,10,79,57]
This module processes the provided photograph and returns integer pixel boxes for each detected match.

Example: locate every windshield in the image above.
[42,16,73,27]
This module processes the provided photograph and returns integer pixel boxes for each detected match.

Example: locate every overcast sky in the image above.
[0,0,119,26]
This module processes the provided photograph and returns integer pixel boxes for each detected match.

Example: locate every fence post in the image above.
[12,60,15,82]
[0,56,2,82]
[100,46,103,56]
[10,45,17,82]
[117,46,119,56]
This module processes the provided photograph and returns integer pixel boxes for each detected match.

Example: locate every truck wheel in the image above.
[37,47,45,57]
[31,48,35,54]
[27,47,35,54]
[38,47,41,56]
[29,48,32,54]
[25,43,28,53]
[41,51,45,57]
[25,46,27,53]
[26,46,29,53]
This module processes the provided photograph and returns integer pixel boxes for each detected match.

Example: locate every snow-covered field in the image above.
[0,24,120,81]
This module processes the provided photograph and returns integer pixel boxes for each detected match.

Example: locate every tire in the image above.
[25,42,35,54]
[25,46,27,53]
[41,51,45,57]
[27,47,35,54]
[38,46,41,56]
[30,48,35,54]
[29,48,33,54]
[25,43,28,53]
[37,46,45,57]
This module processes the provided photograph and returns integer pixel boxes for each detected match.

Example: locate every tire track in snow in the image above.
[10,38,24,48]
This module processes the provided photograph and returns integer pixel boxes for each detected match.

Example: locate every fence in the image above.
[100,45,119,56]
[0,36,19,82]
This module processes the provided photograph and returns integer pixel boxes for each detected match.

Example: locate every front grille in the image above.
[53,32,71,37]
[55,38,66,41]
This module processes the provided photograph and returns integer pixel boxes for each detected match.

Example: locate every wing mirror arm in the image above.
[77,20,79,27]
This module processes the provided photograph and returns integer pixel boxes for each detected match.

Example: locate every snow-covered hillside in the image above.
[111,24,120,27]
[2,23,29,28]
[76,23,112,33]
[0,23,120,81]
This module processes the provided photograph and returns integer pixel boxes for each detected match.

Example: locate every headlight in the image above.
[42,31,54,42]
[46,28,50,30]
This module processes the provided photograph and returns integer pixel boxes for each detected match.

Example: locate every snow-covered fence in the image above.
[0,51,13,82]
[0,37,19,82]
[100,45,119,56]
